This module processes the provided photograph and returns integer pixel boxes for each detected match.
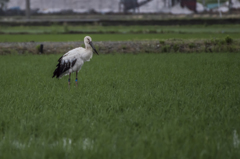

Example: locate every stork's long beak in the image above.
[89,41,99,55]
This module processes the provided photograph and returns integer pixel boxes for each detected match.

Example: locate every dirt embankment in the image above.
[0,40,239,55]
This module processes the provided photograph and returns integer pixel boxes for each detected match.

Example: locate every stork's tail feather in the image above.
[52,65,60,78]
[52,56,63,78]
[52,56,77,79]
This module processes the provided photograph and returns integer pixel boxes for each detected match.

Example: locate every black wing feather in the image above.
[52,56,77,78]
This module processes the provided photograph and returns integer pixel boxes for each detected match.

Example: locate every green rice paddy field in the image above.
[1,33,240,42]
[1,24,240,34]
[0,53,240,159]
[0,24,240,42]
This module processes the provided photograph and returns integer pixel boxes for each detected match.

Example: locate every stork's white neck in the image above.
[82,47,93,62]
[85,43,92,50]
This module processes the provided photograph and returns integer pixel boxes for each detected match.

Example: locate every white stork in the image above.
[52,36,99,86]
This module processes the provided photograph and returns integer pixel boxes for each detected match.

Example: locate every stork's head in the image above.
[84,36,99,55]
[84,36,92,44]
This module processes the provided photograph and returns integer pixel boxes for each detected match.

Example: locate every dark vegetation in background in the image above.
[0,36,238,55]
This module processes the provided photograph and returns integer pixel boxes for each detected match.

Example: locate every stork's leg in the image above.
[68,73,71,86]
[75,72,78,86]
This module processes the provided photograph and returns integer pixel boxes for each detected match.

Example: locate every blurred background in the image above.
[0,0,239,44]
[0,0,239,17]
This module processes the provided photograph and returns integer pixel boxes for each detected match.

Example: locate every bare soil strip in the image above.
[0,40,239,55]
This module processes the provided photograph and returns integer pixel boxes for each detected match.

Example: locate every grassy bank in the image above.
[0,38,239,55]
[0,53,240,159]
